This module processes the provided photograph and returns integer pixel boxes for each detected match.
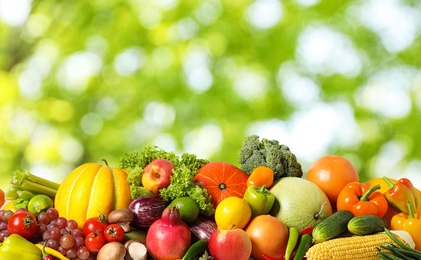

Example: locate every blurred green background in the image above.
[1,0,421,191]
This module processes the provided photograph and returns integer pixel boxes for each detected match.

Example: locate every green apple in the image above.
[269,177,332,232]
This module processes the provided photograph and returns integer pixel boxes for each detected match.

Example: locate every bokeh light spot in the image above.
[0,0,31,26]
[144,101,176,128]
[183,48,213,93]
[296,25,362,77]
[232,68,268,101]
[355,0,421,53]
[355,67,412,119]
[80,113,103,135]
[246,0,283,30]
[183,123,223,159]
[57,51,103,93]
[114,47,145,76]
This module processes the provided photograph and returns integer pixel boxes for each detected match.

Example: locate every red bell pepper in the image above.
[336,182,389,217]
[383,176,421,214]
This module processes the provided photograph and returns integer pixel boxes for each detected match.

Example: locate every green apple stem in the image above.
[314,202,327,220]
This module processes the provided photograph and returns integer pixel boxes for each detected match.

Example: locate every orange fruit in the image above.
[194,162,249,208]
[215,196,251,229]
[0,189,4,208]
[306,155,359,207]
[245,215,289,260]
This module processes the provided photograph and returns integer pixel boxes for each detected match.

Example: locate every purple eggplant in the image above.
[188,215,218,241]
[129,194,169,229]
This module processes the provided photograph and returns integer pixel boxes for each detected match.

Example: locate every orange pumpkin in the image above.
[193,162,248,208]
[54,161,131,228]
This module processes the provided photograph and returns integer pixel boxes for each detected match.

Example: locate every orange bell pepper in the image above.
[336,182,388,217]
[391,201,421,250]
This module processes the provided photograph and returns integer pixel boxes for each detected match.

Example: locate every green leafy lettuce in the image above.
[120,146,214,216]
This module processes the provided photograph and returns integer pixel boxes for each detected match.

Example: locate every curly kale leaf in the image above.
[160,156,214,216]
[238,134,303,180]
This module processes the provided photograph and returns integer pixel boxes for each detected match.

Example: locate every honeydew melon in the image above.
[269,177,332,232]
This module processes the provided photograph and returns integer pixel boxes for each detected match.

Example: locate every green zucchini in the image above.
[312,210,354,243]
[347,214,387,235]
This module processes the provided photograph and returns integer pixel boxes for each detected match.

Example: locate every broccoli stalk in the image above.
[238,135,303,180]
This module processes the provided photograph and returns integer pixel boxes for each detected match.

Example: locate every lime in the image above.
[169,196,200,223]
[28,194,54,216]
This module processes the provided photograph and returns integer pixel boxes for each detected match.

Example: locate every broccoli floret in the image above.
[238,135,303,180]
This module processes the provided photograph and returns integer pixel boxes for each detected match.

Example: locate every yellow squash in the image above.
[54,161,131,228]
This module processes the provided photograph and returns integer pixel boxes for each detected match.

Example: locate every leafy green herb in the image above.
[120,146,214,216]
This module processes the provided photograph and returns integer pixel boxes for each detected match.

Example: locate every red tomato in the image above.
[7,211,38,240]
[82,214,108,237]
[85,232,106,253]
[103,224,125,243]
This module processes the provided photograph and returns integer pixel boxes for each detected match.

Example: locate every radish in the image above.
[146,206,191,260]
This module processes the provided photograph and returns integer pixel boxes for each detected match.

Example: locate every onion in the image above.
[146,206,191,260]
[129,194,168,229]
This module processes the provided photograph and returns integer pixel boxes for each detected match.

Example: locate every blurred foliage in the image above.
[1,0,421,190]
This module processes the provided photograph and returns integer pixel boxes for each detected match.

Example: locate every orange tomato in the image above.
[0,189,5,208]
[245,215,288,260]
[306,155,359,208]
[247,166,274,188]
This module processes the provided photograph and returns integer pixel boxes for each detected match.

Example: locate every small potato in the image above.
[97,241,126,260]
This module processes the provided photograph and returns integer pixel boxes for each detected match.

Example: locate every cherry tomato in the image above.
[103,224,125,243]
[82,214,108,237]
[85,231,106,253]
[7,211,38,240]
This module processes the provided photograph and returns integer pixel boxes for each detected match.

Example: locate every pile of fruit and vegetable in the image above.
[1,134,421,260]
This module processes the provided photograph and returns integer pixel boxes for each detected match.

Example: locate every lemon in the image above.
[215,196,252,229]
[169,196,200,223]
[28,194,54,216]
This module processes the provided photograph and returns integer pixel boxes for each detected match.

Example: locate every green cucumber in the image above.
[347,214,387,235]
[312,210,354,243]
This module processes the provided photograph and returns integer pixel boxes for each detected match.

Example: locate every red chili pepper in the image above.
[300,226,314,236]
[262,253,284,260]
[40,242,54,260]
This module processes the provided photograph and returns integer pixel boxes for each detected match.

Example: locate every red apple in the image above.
[142,159,175,194]
[208,228,252,260]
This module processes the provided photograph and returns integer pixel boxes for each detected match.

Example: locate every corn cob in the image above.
[305,232,412,260]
